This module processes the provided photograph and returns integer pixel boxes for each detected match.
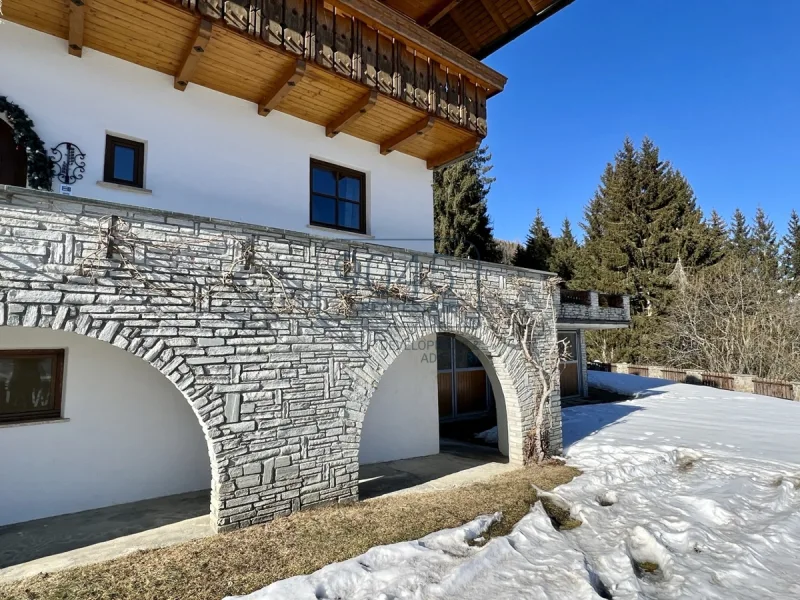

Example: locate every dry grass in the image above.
[1,464,578,600]
[539,497,583,531]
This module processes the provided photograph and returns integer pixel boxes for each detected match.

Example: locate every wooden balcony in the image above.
[4,0,508,168]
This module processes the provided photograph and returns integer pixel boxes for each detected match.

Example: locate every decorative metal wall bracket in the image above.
[50,142,86,185]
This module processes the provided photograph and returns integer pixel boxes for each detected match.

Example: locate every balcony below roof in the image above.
[3,0,507,168]
[557,289,631,329]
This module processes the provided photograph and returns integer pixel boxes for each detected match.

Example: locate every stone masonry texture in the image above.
[0,186,570,532]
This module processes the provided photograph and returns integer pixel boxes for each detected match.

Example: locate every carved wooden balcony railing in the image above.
[176,0,498,137]
[5,0,507,166]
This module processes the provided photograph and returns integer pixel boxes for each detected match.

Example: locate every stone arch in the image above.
[347,311,536,466]
[2,311,224,527]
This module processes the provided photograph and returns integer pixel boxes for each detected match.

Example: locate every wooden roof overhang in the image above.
[381,0,576,59]
[4,0,510,168]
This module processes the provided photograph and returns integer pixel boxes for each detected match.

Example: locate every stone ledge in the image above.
[0,185,553,280]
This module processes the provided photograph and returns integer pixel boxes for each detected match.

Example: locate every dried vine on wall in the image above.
[73,217,564,461]
[451,275,567,464]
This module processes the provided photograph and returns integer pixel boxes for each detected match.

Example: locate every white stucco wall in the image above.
[0,327,210,526]
[360,334,439,465]
[1,22,434,252]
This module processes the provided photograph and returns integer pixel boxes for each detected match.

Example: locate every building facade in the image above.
[0,0,627,531]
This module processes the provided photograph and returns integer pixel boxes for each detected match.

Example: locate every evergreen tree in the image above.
[433,145,500,262]
[514,209,554,271]
[782,210,800,290]
[706,210,729,265]
[572,137,715,363]
[752,207,780,277]
[549,218,580,281]
[729,208,752,260]
[663,169,723,269]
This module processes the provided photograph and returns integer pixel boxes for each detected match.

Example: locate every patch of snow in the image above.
[473,426,498,445]
[228,373,800,600]
[566,371,800,465]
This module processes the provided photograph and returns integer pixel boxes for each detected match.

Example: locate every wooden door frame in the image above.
[558,329,582,398]
[437,334,490,421]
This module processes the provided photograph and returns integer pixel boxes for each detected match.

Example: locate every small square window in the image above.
[0,349,65,424]
[104,135,145,188]
[310,160,366,234]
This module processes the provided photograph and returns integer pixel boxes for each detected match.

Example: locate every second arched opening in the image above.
[358,331,513,499]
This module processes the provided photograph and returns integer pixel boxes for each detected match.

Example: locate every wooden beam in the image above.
[174,19,213,92]
[325,89,378,138]
[327,0,507,93]
[380,116,434,155]
[515,0,535,17]
[449,8,481,53]
[258,60,307,116]
[427,138,480,170]
[420,0,463,28]
[479,0,509,33]
[475,0,577,60]
[68,0,85,57]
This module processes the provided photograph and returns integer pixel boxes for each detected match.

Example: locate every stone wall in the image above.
[0,185,560,531]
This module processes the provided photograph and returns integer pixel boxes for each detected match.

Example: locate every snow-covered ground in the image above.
[474,425,498,445]
[228,373,800,600]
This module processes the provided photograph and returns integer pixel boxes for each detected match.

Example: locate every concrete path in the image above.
[0,442,508,583]
[0,491,212,583]
[360,439,512,499]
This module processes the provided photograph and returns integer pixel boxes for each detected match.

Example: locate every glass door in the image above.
[558,331,581,398]
[437,335,491,420]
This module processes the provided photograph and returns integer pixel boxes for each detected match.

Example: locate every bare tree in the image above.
[449,275,566,463]
[661,258,800,380]
[496,240,522,266]
[507,279,567,463]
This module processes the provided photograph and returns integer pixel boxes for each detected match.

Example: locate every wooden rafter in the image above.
[449,8,481,53]
[420,0,464,28]
[174,19,213,92]
[427,138,480,170]
[380,116,435,155]
[515,0,535,17]
[68,0,86,57]
[479,0,509,32]
[475,0,577,59]
[258,59,307,116]
[325,89,378,138]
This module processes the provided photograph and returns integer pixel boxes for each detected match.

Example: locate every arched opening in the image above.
[435,333,509,456]
[0,327,212,568]
[358,332,511,499]
[0,119,27,187]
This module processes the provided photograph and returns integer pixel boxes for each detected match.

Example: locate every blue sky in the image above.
[483,0,799,243]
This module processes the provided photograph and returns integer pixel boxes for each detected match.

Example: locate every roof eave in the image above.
[474,0,577,60]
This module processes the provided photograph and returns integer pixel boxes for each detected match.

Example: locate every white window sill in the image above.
[96,181,153,195]
[306,224,374,239]
[0,417,70,429]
